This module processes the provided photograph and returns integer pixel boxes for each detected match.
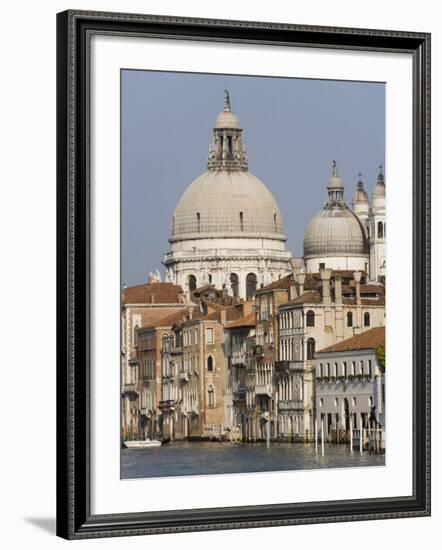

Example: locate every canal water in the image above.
[121,441,385,479]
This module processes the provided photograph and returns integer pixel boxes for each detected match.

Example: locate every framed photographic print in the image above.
[56,10,431,539]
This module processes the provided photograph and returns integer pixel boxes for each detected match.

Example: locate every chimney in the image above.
[353,271,362,306]
[150,295,155,303]
[242,299,254,317]
[297,272,306,296]
[220,309,227,325]
[334,275,342,305]
[289,280,298,301]
[187,306,193,320]
[320,267,332,305]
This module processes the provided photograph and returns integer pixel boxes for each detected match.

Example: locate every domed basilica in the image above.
[164,91,293,299]
[163,92,386,298]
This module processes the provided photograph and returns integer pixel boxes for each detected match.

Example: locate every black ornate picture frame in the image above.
[56,10,431,539]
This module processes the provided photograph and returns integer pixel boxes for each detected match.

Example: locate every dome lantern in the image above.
[207,90,248,171]
[326,161,345,203]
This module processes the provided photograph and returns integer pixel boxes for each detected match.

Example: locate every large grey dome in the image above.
[170,170,286,242]
[304,204,368,259]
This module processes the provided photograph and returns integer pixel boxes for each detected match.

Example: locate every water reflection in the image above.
[121,441,385,479]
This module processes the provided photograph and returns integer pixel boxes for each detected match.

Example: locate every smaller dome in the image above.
[215,110,240,129]
[304,206,368,259]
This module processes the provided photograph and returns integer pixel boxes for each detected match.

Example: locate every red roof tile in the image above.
[258,274,292,292]
[122,282,184,305]
[226,312,256,329]
[317,327,385,354]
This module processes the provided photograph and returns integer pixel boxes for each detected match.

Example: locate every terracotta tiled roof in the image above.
[226,312,256,329]
[258,274,292,292]
[202,306,243,322]
[202,300,225,310]
[317,327,385,354]
[280,290,322,306]
[122,282,184,305]
[140,309,192,330]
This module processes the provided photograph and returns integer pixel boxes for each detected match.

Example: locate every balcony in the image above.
[289,361,305,373]
[231,351,246,366]
[159,400,176,411]
[179,372,190,383]
[255,384,273,397]
[278,400,303,411]
[170,346,182,355]
[122,382,138,395]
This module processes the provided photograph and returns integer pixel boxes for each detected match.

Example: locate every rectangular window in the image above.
[206,327,214,344]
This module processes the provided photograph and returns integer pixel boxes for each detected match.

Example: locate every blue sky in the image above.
[122,70,385,287]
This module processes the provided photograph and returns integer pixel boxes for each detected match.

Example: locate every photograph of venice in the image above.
[121,71,386,478]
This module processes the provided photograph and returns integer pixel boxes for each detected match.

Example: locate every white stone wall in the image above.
[315,348,385,430]
[164,236,292,299]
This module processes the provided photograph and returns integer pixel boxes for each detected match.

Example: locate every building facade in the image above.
[314,327,386,446]
[277,268,385,439]
[121,278,186,439]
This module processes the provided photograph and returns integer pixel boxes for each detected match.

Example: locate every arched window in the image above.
[207,385,215,408]
[378,221,384,238]
[208,273,212,284]
[246,273,257,299]
[230,273,239,297]
[188,275,197,292]
[307,338,316,360]
[384,222,386,237]
[227,136,232,156]
[207,355,214,372]
[196,212,201,232]
[306,310,315,327]
[273,212,277,231]
[347,311,353,327]
[239,211,244,231]
[364,312,371,327]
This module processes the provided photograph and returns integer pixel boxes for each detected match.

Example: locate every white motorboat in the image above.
[124,439,162,449]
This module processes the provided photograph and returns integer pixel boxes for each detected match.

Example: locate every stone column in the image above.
[353,271,362,333]
[239,270,247,300]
